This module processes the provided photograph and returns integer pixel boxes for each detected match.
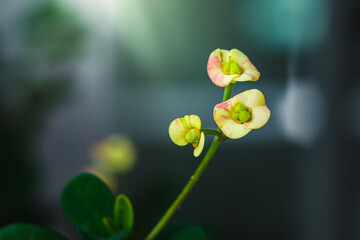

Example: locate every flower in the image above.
[207,48,260,87]
[213,89,270,139]
[91,134,137,173]
[169,115,205,157]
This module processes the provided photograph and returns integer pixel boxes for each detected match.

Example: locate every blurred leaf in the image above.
[61,173,115,239]
[157,223,212,240]
[171,225,207,240]
[114,194,134,231]
[107,229,133,240]
[22,1,86,61]
[78,229,99,240]
[103,217,120,235]
[0,224,67,240]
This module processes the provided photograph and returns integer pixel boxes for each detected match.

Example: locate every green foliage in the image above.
[158,223,211,240]
[107,229,133,240]
[171,225,207,240]
[78,229,100,240]
[114,194,134,231]
[0,224,67,240]
[103,217,120,235]
[22,1,86,61]
[0,173,135,240]
[61,173,115,239]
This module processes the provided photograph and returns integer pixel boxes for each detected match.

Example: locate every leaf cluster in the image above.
[0,173,209,240]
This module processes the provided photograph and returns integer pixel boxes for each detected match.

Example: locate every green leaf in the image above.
[61,173,115,239]
[0,224,67,240]
[103,217,120,235]
[158,223,210,240]
[114,194,134,231]
[107,229,133,240]
[78,229,99,240]
[171,225,207,240]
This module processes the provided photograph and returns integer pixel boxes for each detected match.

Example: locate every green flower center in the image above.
[232,103,251,123]
[185,129,200,146]
[222,60,242,75]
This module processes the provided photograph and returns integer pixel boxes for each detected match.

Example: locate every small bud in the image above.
[239,110,251,122]
[222,61,242,75]
[234,103,246,112]
[232,112,239,120]
[185,129,200,144]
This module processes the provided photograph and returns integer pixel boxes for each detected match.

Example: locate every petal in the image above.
[193,132,205,157]
[228,49,260,82]
[227,49,248,65]
[244,105,271,129]
[169,118,187,146]
[213,100,233,129]
[181,115,201,129]
[231,89,266,108]
[189,115,201,129]
[221,120,251,139]
[214,100,251,139]
[207,49,238,87]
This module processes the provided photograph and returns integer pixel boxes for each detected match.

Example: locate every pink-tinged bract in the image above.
[207,48,260,87]
[213,89,270,139]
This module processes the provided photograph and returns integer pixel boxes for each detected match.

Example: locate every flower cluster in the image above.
[169,48,270,157]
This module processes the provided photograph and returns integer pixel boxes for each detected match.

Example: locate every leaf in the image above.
[158,223,210,240]
[103,217,120,235]
[61,173,115,239]
[78,229,99,240]
[0,224,67,240]
[107,229,133,240]
[171,225,207,240]
[114,194,134,231]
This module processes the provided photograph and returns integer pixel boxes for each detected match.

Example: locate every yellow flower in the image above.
[213,89,270,139]
[91,134,137,173]
[207,48,260,87]
[169,115,205,157]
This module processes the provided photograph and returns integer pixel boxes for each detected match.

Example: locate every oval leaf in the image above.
[61,173,115,238]
[108,229,133,240]
[103,217,120,235]
[78,229,103,240]
[0,224,67,240]
[172,225,207,240]
[114,194,134,230]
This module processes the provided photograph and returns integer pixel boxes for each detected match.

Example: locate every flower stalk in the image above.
[145,136,223,240]
[145,83,235,240]
[200,128,221,137]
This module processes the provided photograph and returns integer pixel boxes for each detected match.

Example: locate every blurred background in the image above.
[0,0,359,239]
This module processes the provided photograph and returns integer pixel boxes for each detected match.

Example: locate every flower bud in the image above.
[222,60,242,75]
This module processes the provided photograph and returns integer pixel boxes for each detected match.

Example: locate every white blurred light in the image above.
[63,0,121,31]
[278,77,327,147]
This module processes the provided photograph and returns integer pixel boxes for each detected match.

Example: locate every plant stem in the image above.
[216,82,235,132]
[201,128,221,137]
[223,82,235,102]
[145,136,223,240]
[145,82,235,240]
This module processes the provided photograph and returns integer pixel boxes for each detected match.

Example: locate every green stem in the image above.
[216,82,235,132]
[145,136,223,240]
[145,82,235,240]
[201,128,221,137]
[223,82,235,102]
